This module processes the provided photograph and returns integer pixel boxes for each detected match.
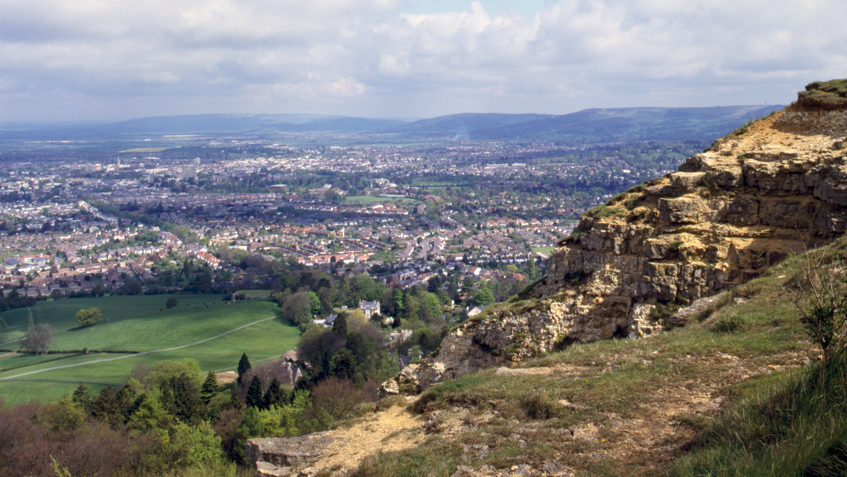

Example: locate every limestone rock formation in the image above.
[247,433,336,476]
[383,81,847,395]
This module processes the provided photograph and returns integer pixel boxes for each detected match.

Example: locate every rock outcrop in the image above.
[246,433,336,476]
[384,81,847,395]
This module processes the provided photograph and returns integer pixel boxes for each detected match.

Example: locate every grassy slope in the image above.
[355,238,847,477]
[0,295,300,404]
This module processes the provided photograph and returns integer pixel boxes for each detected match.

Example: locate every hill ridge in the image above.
[384,81,847,395]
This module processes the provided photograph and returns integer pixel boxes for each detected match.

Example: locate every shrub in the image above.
[710,314,746,333]
[784,250,847,369]
[624,194,646,210]
[75,307,103,327]
[588,205,625,218]
[522,391,561,420]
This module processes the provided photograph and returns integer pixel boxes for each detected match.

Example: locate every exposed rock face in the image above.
[383,89,847,395]
[247,433,336,476]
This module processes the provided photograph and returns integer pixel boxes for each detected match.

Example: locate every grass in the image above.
[118,147,169,153]
[798,79,847,109]
[669,355,847,477]
[354,241,838,476]
[234,289,273,299]
[0,294,300,404]
[586,204,626,218]
[346,195,418,204]
[531,246,555,254]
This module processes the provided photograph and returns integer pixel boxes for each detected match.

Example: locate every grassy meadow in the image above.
[0,294,300,404]
[346,195,419,204]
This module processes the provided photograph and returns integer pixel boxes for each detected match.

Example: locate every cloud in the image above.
[1,0,845,121]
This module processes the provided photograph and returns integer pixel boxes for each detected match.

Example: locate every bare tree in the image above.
[785,249,847,368]
[21,324,55,355]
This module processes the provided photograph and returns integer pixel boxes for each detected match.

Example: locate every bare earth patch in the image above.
[299,402,426,476]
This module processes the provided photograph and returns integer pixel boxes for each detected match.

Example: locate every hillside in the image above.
[1,106,783,144]
[468,105,784,142]
[246,81,847,476]
[388,84,846,393]
[250,236,846,476]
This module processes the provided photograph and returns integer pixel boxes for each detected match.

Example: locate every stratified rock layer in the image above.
[384,99,847,395]
[247,433,336,475]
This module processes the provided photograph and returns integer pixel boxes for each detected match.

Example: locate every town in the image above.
[0,137,698,311]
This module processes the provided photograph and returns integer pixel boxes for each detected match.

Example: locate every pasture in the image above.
[0,294,300,404]
[234,289,274,299]
[346,195,418,204]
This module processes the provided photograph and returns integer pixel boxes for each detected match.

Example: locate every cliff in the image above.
[384,80,847,395]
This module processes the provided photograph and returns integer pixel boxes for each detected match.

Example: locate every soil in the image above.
[300,400,426,475]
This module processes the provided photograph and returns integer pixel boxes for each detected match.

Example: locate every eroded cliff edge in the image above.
[384,82,847,395]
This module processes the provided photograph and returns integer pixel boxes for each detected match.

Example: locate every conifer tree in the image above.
[332,313,348,337]
[72,382,92,411]
[263,377,284,409]
[200,371,220,404]
[237,352,252,384]
[246,375,264,408]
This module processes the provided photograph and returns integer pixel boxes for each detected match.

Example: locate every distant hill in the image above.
[391,106,784,142]
[387,113,554,139]
[0,106,784,143]
[103,114,409,135]
[0,114,411,140]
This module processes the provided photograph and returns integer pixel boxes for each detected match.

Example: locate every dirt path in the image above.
[304,402,426,475]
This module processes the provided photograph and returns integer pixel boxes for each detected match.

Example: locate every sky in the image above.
[1,0,845,123]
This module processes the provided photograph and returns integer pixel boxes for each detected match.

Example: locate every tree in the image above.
[161,374,205,423]
[166,297,179,309]
[306,291,321,316]
[332,314,348,337]
[527,253,536,280]
[418,292,443,324]
[280,292,314,326]
[263,377,286,409]
[473,287,495,307]
[246,375,264,408]
[237,353,252,384]
[75,307,103,327]
[72,382,92,410]
[330,348,356,380]
[21,324,54,354]
[200,371,220,404]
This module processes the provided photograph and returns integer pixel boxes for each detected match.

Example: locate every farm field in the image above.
[0,294,300,404]
[234,289,273,299]
[119,147,168,153]
[346,195,418,204]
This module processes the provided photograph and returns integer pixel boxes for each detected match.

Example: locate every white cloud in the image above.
[0,0,845,121]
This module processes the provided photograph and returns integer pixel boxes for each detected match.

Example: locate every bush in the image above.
[587,205,625,218]
[75,307,103,327]
[710,314,746,333]
[522,391,561,420]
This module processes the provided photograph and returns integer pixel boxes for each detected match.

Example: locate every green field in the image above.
[234,289,273,299]
[346,195,418,204]
[0,294,300,404]
[119,147,169,153]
